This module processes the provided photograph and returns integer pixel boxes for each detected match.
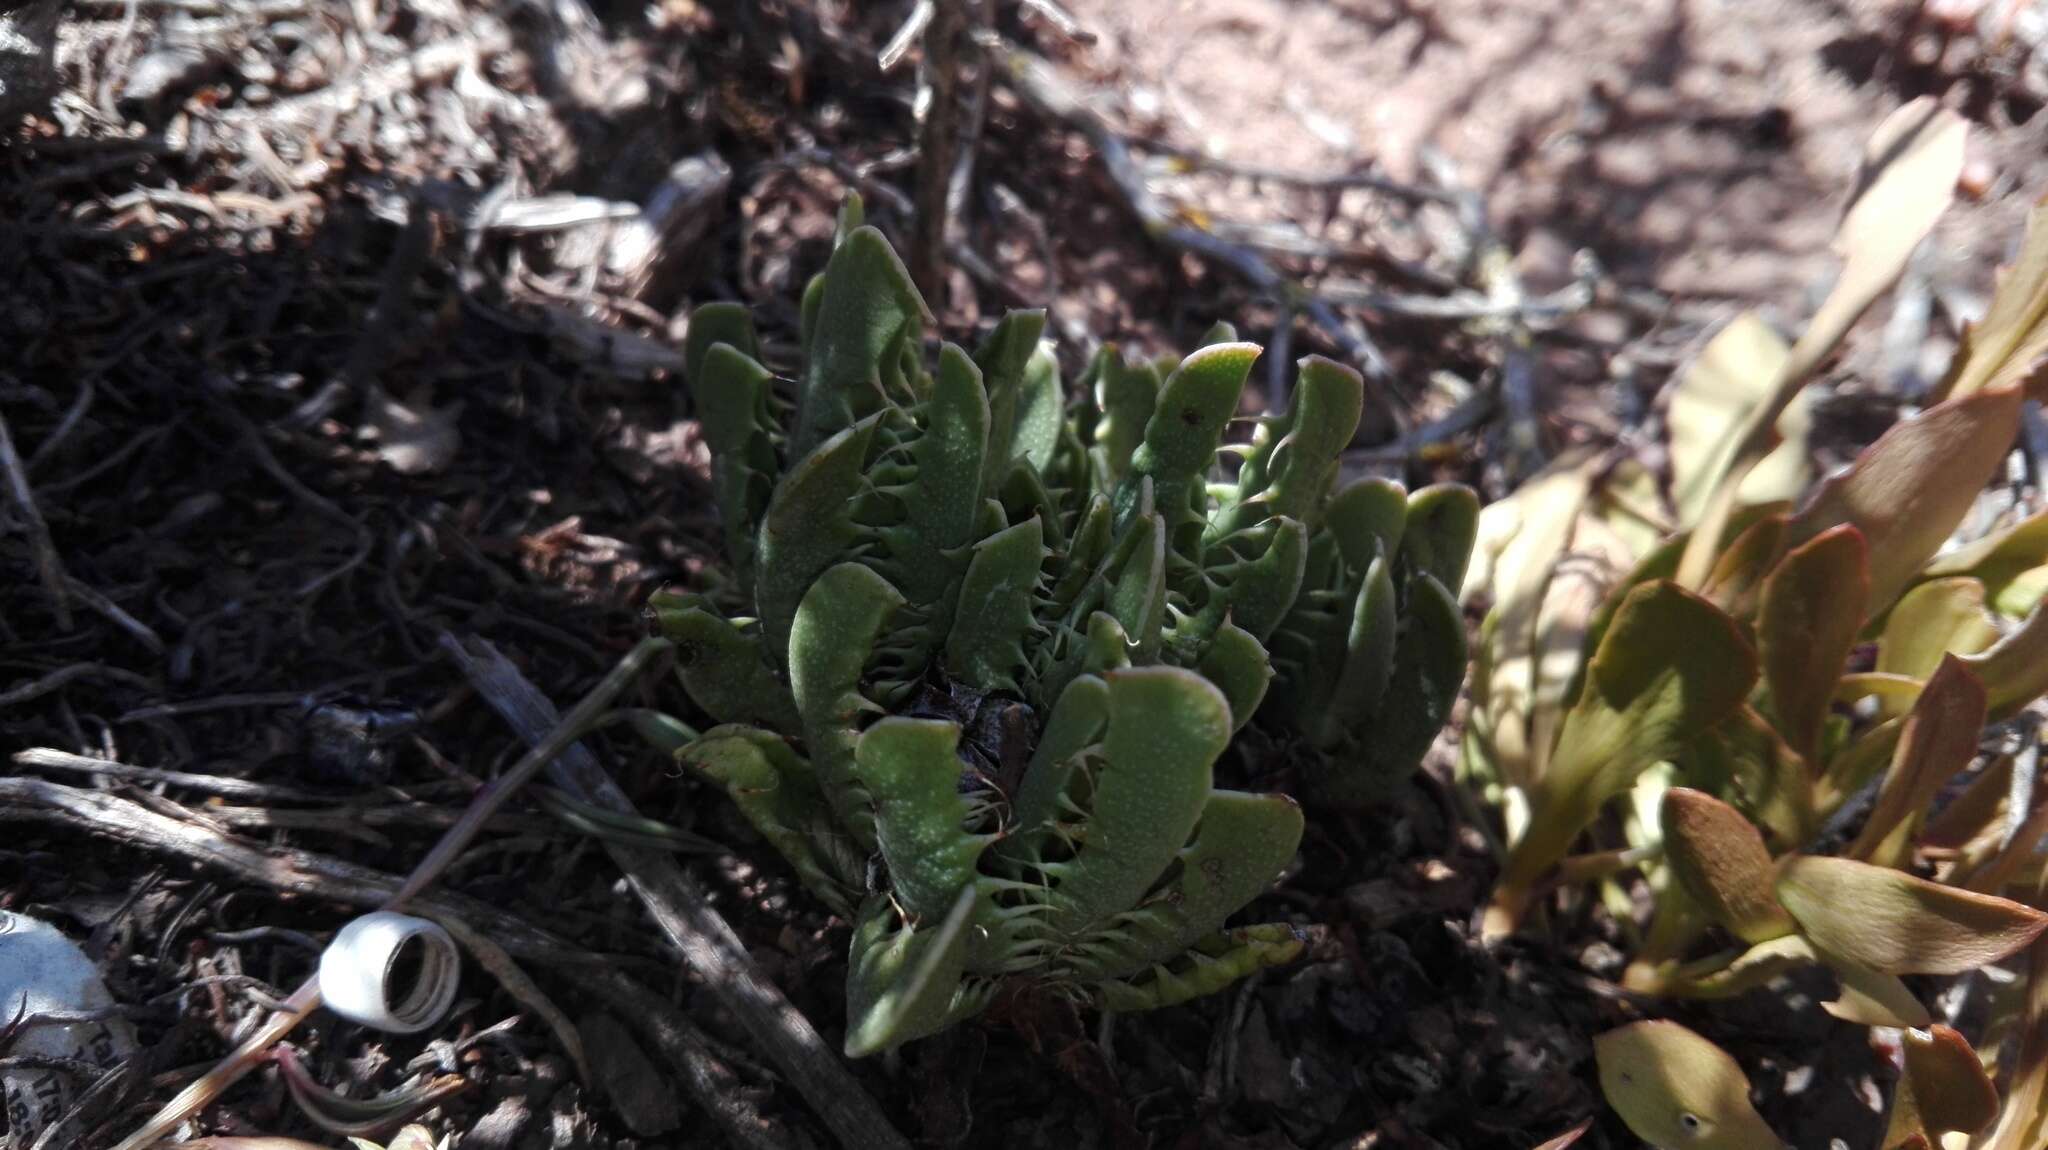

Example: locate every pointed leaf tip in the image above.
[1777,854,2048,975]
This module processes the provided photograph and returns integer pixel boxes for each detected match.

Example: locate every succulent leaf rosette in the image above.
[654,198,1476,1055]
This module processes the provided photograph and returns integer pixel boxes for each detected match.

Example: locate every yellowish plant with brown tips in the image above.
[1464,97,2048,1149]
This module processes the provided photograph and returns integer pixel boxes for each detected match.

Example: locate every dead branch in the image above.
[15,748,324,801]
[911,0,966,302]
[0,408,72,629]
[442,634,913,1150]
[0,773,796,1150]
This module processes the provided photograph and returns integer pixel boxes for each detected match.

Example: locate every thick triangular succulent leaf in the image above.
[974,309,1050,494]
[1108,509,1167,660]
[1092,347,1161,488]
[1034,609,1133,720]
[1064,790,1301,980]
[649,596,801,733]
[1488,581,1756,936]
[787,562,906,847]
[1318,551,1396,748]
[1318,571,1467,804]
[1660,788,1795,945]
[1755,524,1869,762]
[946,517,1046,693]
[1047,494,1114,615]
[1084,612,1136,675]
[1043,667,1231,937]
[1112,342,1259,559]
[1209,355,1363,541]
[792,226,929,457]
[1225,517,1309,644]
[1780,386,2025,611]
[1776,854,2048,975]
[1012,340,1065,477]
[1806,99,1966,381]
[680,726,860,916]
[683,301,760,385]
[854,718,995,919]
[1196,621,1272,735]
[843,885,980,1058]
[999,459,1065,550]
[1595,1021,1789,1150]
[1324,477,1408,575]
[756,415,883,656]
[1093,924,1308,1012]
[1265,595,1347,728]
[690,342,780,578]
[799,268,826,354]
[999,673,1111,870]
[1848,655,1988,867]
[875,343,990,609]
[1878,576,2001,685]
[1176,517,1309,658]
[1399,484,1480,595]
[834,193,865,242]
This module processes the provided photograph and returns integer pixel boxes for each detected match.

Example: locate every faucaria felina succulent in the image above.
[652,197,1477,1055]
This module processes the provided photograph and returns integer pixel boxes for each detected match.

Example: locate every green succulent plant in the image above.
[651,197,1477,1056]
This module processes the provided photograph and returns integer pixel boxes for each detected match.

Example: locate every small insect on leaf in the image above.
[1596,1020,1788,1150]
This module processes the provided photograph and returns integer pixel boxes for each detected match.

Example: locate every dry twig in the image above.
[442,634,913,1150]
[0,773,795,1150]
[0,408,72,629]
[910,0,966,302]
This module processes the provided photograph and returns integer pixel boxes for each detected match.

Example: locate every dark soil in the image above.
[2,1,2044,1147]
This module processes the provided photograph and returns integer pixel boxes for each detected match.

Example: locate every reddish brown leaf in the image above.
[1756,525,1870,762]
